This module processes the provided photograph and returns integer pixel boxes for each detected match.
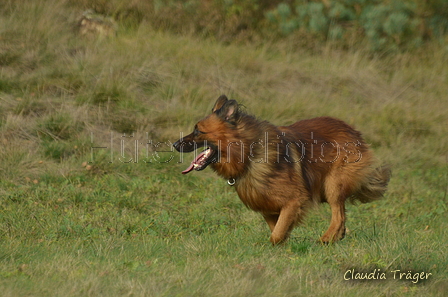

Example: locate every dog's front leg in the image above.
[262,213,279,233]
[269,200,302,244]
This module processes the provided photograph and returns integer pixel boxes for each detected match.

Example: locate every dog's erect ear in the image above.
[212,95,228,113]
[216,99,239,122]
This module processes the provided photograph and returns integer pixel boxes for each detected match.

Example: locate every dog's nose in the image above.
[173,140,182,152]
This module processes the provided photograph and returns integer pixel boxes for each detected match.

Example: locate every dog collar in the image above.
[227,178,236,186]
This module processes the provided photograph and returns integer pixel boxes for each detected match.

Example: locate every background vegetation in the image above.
[60,0,448,50]
[0,0,447,296]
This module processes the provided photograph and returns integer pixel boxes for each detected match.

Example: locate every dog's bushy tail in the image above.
[352,165,392,203]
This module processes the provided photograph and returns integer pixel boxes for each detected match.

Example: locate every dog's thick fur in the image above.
[174,95,391,244]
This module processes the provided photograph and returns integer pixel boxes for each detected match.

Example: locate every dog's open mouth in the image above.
[182,147,216,174]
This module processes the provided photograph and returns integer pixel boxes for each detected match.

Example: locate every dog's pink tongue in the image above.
[181,163,195,174]
[181,150,208,174]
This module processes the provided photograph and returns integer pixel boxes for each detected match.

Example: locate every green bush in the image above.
[267,0,448,51]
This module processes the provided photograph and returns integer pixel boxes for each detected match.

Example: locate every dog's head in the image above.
[173,95,240,174]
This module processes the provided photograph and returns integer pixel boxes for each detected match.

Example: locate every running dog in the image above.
[173,95,390,244]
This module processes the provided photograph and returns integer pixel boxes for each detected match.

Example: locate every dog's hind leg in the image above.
[320,173,349,243]
[269,200,303,245]
[320,200,346,243]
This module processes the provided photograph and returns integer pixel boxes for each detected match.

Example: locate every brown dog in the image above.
[173,95,390,244]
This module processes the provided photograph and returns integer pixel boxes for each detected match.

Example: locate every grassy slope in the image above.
[0,1,447,296]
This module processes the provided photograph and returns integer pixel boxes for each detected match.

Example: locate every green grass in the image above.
[0,1,447,296]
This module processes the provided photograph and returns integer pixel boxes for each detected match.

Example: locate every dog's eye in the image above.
[194,129,205,136]
[194,126,206,136]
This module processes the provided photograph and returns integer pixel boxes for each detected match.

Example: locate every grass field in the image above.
[1,1,447,296]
